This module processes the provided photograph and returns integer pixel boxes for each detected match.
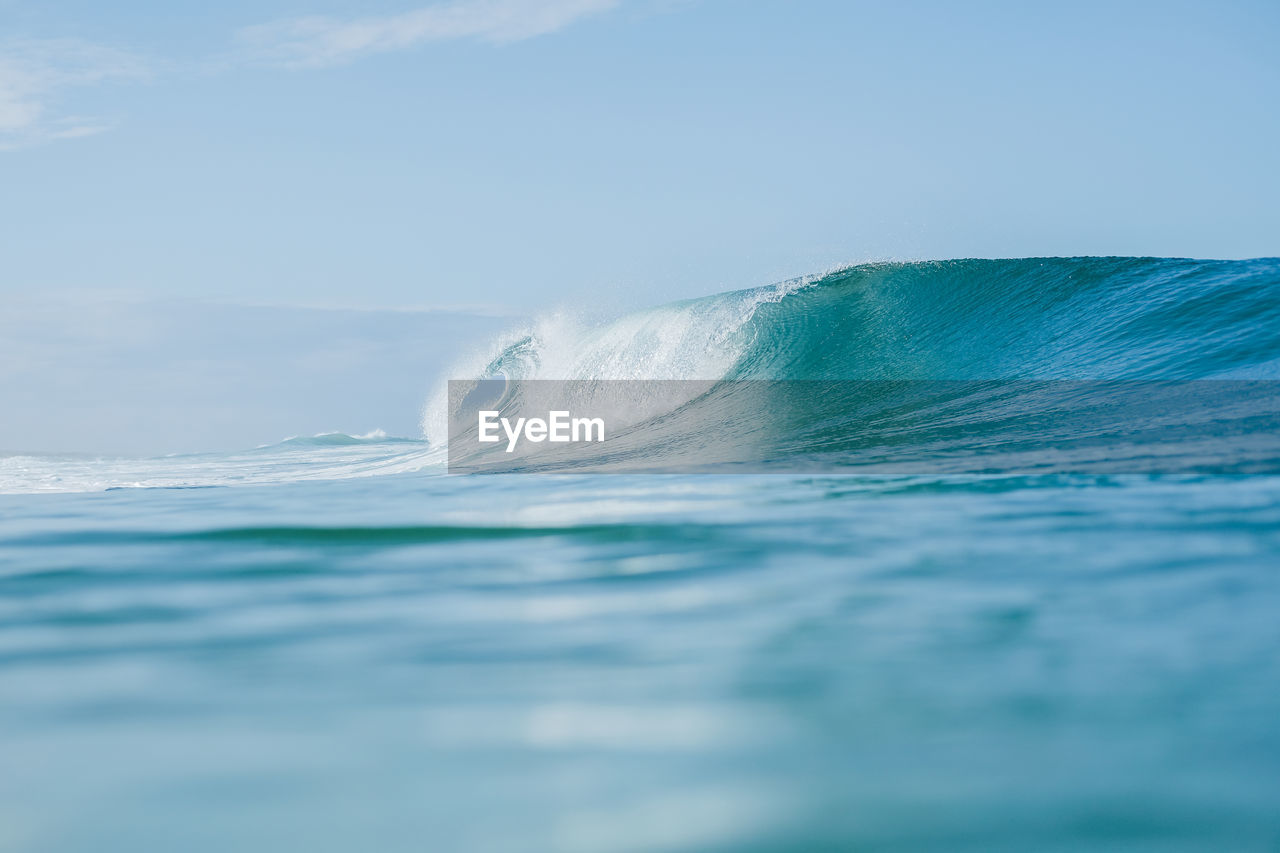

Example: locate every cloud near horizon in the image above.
[238,0,621,69]
[0,38,145,150]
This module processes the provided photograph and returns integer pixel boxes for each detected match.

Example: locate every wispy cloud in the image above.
[237,0,621,69]
[0,38,145,150]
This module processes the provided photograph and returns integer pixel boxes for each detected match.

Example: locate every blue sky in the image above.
[3,0,1278,313]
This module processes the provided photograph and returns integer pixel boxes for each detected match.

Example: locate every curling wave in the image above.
[454,257,1280,384]
[429,257,1280,468]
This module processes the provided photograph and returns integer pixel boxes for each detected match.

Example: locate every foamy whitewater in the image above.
[3,258,1280,851]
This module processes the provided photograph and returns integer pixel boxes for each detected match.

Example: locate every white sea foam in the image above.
[421,276,817,446]
[0,434,444,494]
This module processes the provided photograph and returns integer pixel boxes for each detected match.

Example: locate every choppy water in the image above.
[3,258,1280,851]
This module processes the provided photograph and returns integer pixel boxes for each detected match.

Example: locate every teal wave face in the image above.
[729,258,1280,380]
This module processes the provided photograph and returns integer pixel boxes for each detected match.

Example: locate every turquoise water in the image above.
[4,258,1280,851]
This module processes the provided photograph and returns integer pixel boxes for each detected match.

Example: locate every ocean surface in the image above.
[3,257,1280,851]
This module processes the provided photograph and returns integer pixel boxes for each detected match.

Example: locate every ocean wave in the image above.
[444,258,1280,387]
[433,258,1280,472]
[7,258,1279,492]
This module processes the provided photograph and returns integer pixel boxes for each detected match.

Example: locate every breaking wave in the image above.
[427,257,1280,466]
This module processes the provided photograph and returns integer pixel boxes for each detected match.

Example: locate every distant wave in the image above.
[266,430,423,448]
